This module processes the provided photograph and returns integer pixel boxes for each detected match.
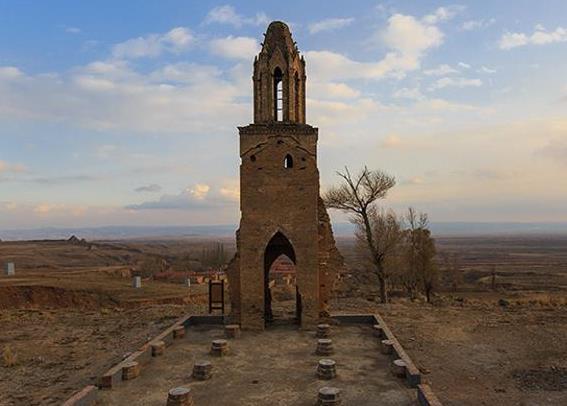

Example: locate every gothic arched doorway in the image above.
[264,232,301,326]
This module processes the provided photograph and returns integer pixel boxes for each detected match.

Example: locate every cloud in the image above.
[204,5,268,28]
[95,144,118,159]
[0,160,27,174]
[310,82,361,99]
[308,97,386,126]
[127,183,237,210]
[134,184,162,193]
[461,18,495,31]
[499,26,567,49]
[30,175,97,185]
[306,9,445,82]
[429,77,482,90]
[112,27,194,59]
[65,27,81,34]
[33,203,87,217]
[392,87,424,100]
[1,201,18,210]
[458,62,471,69]
[381,135,404,148]
[424,64,458,76]
[0,66,24,79]
[402,176,425,185]
[538,138,567,166]
[0,59,248,134]
[381,13,444,58]
[209,36,259,60]
[422,6,465,25]
[478,66,497,74]
[414,98,478,112]
[308,18,354,34]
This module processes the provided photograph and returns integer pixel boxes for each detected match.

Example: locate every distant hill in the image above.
[2,222,567,241]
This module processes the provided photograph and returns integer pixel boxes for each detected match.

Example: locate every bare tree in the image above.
[324,167,396,303]
[405,208,438,302]
[440,253,462,292]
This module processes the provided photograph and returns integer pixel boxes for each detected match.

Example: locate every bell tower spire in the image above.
[253,21,306,124]
[229,21,344,331]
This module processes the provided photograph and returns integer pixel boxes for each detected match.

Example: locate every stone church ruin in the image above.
[227,21,344,330]
[60,21,441,406]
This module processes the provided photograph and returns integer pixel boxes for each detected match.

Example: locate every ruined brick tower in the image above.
[227,21,344,330]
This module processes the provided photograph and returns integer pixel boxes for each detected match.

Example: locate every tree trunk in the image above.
[378,274,388,303]
[360,210,389,304]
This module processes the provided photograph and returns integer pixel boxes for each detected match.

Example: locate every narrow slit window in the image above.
[274,68,283,121]
[294,72,300,121]
[284,154,293,169]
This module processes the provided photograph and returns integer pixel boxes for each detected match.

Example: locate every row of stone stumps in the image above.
[373,324,408,380]
[315,324,341,405]
[164,324,240,406]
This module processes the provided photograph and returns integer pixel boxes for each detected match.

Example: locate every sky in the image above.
[0,0,567,229]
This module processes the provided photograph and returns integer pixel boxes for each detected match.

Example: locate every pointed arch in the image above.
[273,67,284,121]
[264,231,301,325]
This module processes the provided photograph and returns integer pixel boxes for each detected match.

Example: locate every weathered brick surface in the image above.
[227,21,344,330]
[417,384,443,406]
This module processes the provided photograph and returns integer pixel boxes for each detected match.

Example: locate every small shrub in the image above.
[2,345,17,367]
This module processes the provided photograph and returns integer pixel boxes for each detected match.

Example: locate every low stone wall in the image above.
[61,385,97,406]
[63,313,225,405]
[332,313,442,405]
[63,312,441,405]
[417,384,443,406]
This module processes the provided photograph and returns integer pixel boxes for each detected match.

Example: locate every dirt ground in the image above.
[337,298,567,406]
[97,323,416,405]
[0,236,566,405]
[0,305,189,405]
[0,239,207,405]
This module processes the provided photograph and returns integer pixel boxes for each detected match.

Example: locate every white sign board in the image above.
[5,263,15,276]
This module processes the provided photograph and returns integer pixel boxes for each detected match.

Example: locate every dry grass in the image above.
[512,293,567,307]
[2,345,17,367]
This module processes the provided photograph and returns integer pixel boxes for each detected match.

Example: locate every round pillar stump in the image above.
[167,387,193,406]
[316,324,331,338]
[192,360,212,380]
[151,340,165,357]
[317,359,337,380]
[318,386,341,405]
[316,339,334,356]
[210,339,229,356]
[391,358,407,378]
[122,361,140,381]
[225,324,241,338]
[173,326,185,339]
[380,339,394,355]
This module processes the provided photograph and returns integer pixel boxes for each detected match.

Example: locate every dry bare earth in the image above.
[1,236,566,405]
[336,235,567,405]
[336,298,567,406]
[0,240,208,405]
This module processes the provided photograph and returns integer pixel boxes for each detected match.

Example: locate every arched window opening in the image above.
[273,67,284,121]
[284,154,293,169]
[294,72,300,121]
